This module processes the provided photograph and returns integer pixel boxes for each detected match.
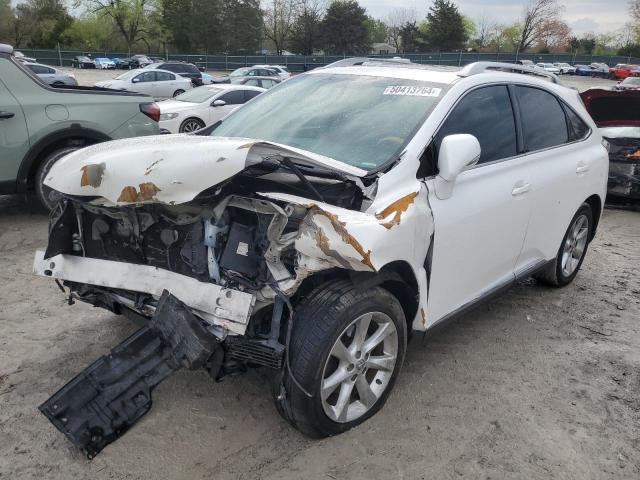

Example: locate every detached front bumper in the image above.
[33,250,255,335]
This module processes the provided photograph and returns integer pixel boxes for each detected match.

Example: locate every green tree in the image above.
[289,7,324,55]
[161,0,196,51]
[364,15,387,44]
[59,14,114,50]
[322,0,370,55]
[0,0,12,44]
[221,0,261,53]
[399,21,420,53]
[422,0,467,51]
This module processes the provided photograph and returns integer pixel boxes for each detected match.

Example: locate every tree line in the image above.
[0,0,639,57]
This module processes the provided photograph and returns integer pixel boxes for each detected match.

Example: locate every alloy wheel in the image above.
[321,312,398,423]
[561,214,589,277]
[181,120,203,133]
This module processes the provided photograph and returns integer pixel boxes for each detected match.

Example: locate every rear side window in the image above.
[183,64,199,73]
[435,85,517,164]
[514,86,568,151]
[156,71,175,81]
[28,65,52,74]
[244,90,261,101]
[564,106,590,141]
[219,90,244,104]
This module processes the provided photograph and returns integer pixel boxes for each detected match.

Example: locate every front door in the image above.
[424,85,533,323]
[0,78,29,188]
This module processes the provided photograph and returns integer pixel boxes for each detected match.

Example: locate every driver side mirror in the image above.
[211,99,226,107]
[434,134,481,200]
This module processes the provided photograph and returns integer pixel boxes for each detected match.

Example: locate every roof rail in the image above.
[0,44,14,55]
[322,57,413,69]
[458,61,561,84]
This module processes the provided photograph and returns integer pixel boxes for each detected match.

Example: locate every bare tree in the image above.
[517,0,562,51]
[536,18,571,51]
[474,14,496,48]
[263,0,301,55]
[385,7,416,51]
[79,0,155,54]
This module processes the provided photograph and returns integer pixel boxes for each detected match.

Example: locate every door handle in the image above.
[576,162,590,174]
[0,111,15,119]
[511,183,531,196]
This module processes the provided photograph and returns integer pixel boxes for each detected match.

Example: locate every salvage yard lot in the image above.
[0,195,639,478]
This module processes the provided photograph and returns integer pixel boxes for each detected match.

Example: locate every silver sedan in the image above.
[24,62,78,86]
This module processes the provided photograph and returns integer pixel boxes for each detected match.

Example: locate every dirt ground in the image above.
[0,193,638,479]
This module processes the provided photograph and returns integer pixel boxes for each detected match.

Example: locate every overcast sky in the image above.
[361,0,629,35]
[10,0,630,35]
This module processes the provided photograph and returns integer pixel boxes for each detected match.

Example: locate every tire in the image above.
[173,89,185,97]
[35,147,78,211]
[179,118,205,133]
[534,203,593,287]
[273,280,407,438]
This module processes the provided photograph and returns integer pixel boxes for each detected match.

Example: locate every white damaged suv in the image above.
[34,60,608,457]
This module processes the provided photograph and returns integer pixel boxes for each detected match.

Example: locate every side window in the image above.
[435,85,518,165]
[564,105,590,141]
[243,90,261,102]
[247,69,258,76]
[219,90,244,105]
[514,86,568,151]
[28,65,49,74]
[155,71,175,81]
[135,71,156,82]
[244,79,260,87]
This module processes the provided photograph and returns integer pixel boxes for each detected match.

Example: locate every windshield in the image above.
[175,87,222,102]
[116,70,138,80]
[211,73,447,170]
[230,67,251,77]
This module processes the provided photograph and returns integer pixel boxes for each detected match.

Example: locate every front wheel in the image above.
[534,203,593,287]
[179,118,205,133]
[173,89,185,97]
[273,281,407,438]
[35,147,78,210]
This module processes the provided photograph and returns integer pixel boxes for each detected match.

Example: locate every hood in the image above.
[44,135,368,206]
[580,88,640,127]
[158,99,199,112]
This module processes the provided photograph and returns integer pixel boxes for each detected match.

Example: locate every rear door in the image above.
[425,85,533,323]
[0,77,29,189]
[515,85,607,270]
[154,71,177,98]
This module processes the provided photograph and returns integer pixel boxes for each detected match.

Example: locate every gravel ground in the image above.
[0,194,638,479]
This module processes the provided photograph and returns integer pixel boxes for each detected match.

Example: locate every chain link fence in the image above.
[16,46,640,72]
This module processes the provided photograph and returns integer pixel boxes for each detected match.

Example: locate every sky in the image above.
[10,0,631,36]
[360,0,630,35]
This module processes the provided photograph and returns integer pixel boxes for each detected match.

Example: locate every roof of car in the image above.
[202,83,265,92]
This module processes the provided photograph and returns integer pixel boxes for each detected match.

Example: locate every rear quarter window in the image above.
[514,86,568,151]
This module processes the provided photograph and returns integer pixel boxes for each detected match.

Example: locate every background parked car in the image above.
[111,57,131,69]
[515,59,536,68]
[589,63,610,78]
[580,88,640,203]
[553,62,575,74]
[144,61,203,86]
[201,72,215,84]
[0,43,159,209]
[71,55,95,69]
[536,62,561,74]
[212,66,279,83]
[231,76,281,89]
[574,64,594,76]
[609,64,640,79]
[128,54,152,68]
[13,50,36,63]
[24,62,77,86]
[615,77,640,91]
[94,68,193,99]
[157,84,264,133]
[252,64,291,79]
[94,58,116,69]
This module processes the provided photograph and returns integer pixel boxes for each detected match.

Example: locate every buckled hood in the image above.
[44,135,367,205]
[580,88,640,127]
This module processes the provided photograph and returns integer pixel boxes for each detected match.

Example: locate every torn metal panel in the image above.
[33,250,255,335]
[44,136,367,206]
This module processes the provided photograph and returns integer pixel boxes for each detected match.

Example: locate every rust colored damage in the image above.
[144,158,164,176]
[309,205,374,270]
[420,307,427,328]
[375,191,418,230]
[79,163,106,188]
[117,183,162,203]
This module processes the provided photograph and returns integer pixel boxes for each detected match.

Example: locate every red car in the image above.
[609,64,640,79]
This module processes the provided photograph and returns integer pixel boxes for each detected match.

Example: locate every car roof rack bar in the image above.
[0,43,14,55]
[458,61,561,84]
[322,57,413,69]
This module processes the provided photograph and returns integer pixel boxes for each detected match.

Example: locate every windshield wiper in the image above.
[281,157,325,202]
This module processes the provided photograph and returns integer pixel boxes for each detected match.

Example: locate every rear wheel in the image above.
[534,203,593,287]
[35,147,78,211]
[273,281,407,438]
[179,118,205,133]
